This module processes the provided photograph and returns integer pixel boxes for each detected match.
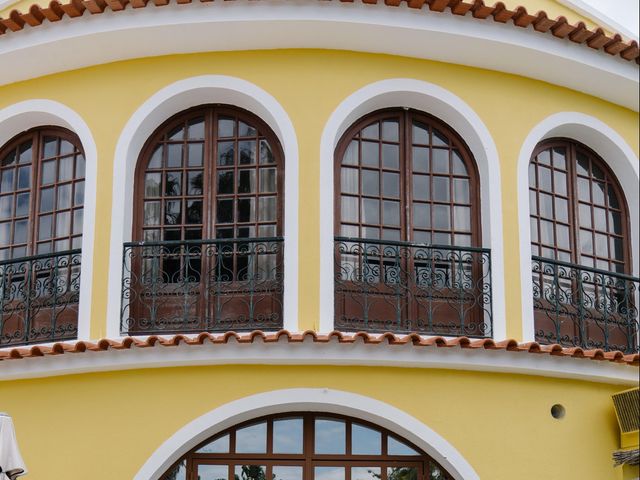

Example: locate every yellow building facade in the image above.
[0,0,638,479]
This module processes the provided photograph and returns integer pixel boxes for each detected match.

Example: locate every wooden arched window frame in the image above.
[0,127,84,346]
[529,138,637,351]
[333,108,492,338]
[160,412,454,480]
[123,105,285,335]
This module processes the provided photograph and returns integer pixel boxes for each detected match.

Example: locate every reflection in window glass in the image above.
[315,419,345,454]
[196,433,230,453]
[352,424,381,455]
[273,466,303,480]
[273,418,303,454]
[234,465,266,480]
[387,467,418,480]
[314,466,345,480]
[162,459,187,480]
[197,464,228,480]
[236,422,267,453]
[388,436,419,455]
[352,467,380,480]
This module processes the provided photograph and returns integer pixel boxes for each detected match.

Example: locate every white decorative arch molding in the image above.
[516,112,640,341]
[134,388,480,480]
[0,99,98,342]
[318,78,506,339]
[106,75,299,337]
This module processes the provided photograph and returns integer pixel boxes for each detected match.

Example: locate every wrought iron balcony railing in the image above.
[0,250,81,347]
[532,256,639,353]
[334,237,492,337]
[121,237,283,335]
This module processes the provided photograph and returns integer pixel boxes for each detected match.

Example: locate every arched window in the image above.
[334,109,492,337]
[0,127,84,346]
[122,105,284,335]
[160,413,454,480]
[529,139,637,351]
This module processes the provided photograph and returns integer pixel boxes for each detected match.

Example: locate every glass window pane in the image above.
[239,140,257,165]
[352,467,380,480]
[433,177,450,202]
[168,125,184,141]
[187,171,203,196]
[537,149,551,166]
[237,198,255,223]
[539,220,554,246]
[556,224,570,250]
[273,418,303,454]
[38,214,52,240]
[74,181,84,207]
[236,422,267,453]
[40,187,54,213]
[362,199,379,225]
[234,465,266,480]
[14,219,28,244]
[382,172,399,198]
[539,193,553,219]
[218,141,235,166]
[609,211,622,234]
[165,200,181,225]
[555,198,568,223]
[383,201,400,227]
[41,160,56,185]
[611,237,624,261]
[238,170,256,194]
[186,200,202,224]
[56,211,70,236]
[217,199,234,224]
[454,206,471,231]
[578,204,591,228]
[148,145,162,168]
[361,122,379,139]
[259,140,275,164]
[433,205,450,230]
[218,172,234,195]
[553,171,567,196]
[412,147,429,173]
[412,204,430,229]
[145,173,161,197]
[412,123,429,144]
[577,177,590,202]
[362,170,379,196]
[432,149,449,174]
[187,118,204,139]
[166,144,182,169]
[343,140,358,165]
[73,209,83,235]
[165,172,182,196]
[580,230,593,255]
[196,433,230,453]
[197,464,228,480]
[259,168,277,193]
[352,424,381,455]
[188,143,203,167]
[163,459,186,480]
[552,147,566,170]
[538,167,551,191]
[341,168,358,195]
[43,137,57,159]
[315,467,345,480]
[16,193,30,217]
[595,233,608,257]
[382,120,399,141]
[0,223,9,244]
[258,197,276,222]
[452,150,467,175]
[218,117,235,137]
[362,141,379,167]
[432,129,448,147]
[315,418,345,454]
[593,207,606,230]
[412,175,429,201]
[388,436,420,455]
[273,466,303,480]
[592,181,606,205]
[453,178,469,204]
[387,467,418,480]
[382,144,399,170]
[1,170,14,191]
[17,166,31,189]
[341,196,358,224]
[0,196,11,220]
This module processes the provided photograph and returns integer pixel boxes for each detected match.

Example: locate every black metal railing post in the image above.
[334,237,493,337]
[532,256,639,353]
[121,237,284,335]
[0,250,81,347]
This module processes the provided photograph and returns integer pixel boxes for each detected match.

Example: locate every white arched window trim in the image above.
[106,75,299,338]
[134,388,480,480]
[0,99,98,344]
[517,112,640,342]
[318,78,506,340]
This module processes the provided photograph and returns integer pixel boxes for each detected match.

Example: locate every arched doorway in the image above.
[161,413,453,480]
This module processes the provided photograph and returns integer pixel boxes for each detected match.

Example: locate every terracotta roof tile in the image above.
[0,0,637,64]
[0,330,637,366]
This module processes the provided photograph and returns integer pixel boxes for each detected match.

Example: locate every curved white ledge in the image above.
[0,339,637,384]
[135,388,480,480]
[0,1,637,110]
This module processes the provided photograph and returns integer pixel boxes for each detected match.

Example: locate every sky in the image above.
[568,0,639,39]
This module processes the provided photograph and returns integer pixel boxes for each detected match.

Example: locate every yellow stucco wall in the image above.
[0,49,637,339]
[0,365,630,479]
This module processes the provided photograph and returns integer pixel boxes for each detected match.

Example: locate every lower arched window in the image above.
[121,105,285,336]
[529,138,638,352]
[333,108,492,337]
[0,127,84,347]
[161,413,453,480]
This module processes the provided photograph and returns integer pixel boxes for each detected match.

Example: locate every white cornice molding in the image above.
[0,339,637,384]
[0,1,637,110]
[557,0,639,41]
